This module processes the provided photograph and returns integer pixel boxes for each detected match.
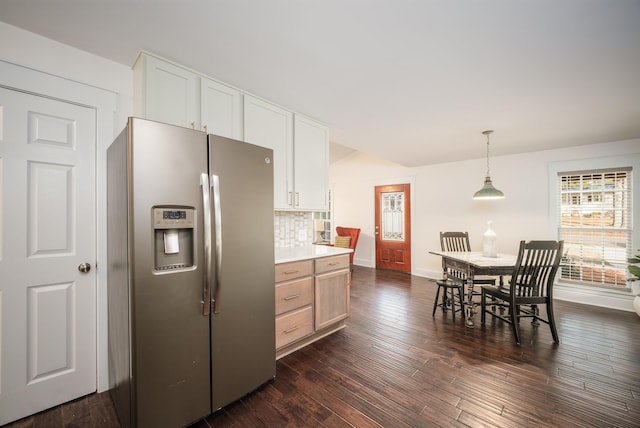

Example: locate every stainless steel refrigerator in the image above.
[107,117,275,428]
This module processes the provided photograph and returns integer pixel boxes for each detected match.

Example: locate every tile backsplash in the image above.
[274,211,314,248]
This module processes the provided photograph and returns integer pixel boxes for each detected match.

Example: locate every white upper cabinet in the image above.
[294,115,329,211]
[133,54,200,129]
[201,77,243,140]
[133,52,242,139]
[244,97,329,211]
[244,95,294,210]
[133,52,329,211]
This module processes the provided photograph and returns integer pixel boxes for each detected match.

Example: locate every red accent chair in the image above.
[335,227,360,264]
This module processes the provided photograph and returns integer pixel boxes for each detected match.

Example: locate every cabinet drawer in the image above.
[276,306,313,349]
[276,277,313,315]
[315,254,350,274]
[275,260,313,282]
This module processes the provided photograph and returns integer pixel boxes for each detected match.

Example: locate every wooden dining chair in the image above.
[480,240,564,344]
[432,277,465,320]
[439,231,497,287]
[440,231,472,253]
[432,232,494,321]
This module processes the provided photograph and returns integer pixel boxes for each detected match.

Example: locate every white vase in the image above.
[482,220,497,258]
[633,295,640,317]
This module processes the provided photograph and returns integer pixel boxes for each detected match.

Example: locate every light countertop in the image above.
[275,245,352,264]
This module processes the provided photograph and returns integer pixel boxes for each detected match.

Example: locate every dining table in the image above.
[429,250,518,327]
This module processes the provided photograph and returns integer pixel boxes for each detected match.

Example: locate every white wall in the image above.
[0,22,133,128]
[1,22,133,392]
[330,152,413,267]
[331,139,640,311]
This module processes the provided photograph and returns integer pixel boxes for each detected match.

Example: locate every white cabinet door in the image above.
[201,78,243,139]
[244,95,293,209]
[135,54,200,129]
[134,54,330,212]
[294,115,329,211]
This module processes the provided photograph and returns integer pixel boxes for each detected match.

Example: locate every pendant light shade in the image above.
[473,130,505,200]
[473,176,505,199]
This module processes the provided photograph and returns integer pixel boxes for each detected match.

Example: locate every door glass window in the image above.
[381,191,404,241]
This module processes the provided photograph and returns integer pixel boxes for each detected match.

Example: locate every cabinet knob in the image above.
[203,125,208,133]
[190,121,195,129]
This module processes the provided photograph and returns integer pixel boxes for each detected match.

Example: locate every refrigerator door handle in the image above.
[211,174,223,314]
[201,173,212,316]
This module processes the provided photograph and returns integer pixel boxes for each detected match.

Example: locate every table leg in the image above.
[465,268,475,327]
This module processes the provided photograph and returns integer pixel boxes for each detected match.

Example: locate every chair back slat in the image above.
[440,231,471,252]
[511,240,564,299]
[439,232,472,280]
[481,239,564,344]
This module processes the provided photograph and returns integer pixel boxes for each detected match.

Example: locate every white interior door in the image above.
[0,87,97,425]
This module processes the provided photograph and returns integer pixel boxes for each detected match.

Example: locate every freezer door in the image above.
[128,118,211,427]
[208,134,276,411]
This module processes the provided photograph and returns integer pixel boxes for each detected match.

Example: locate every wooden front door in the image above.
[375,184,411,273]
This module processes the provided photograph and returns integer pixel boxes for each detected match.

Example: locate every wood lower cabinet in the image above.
[275,254,350,359]
[275,306,313,350]
[315,255,350,330]
[275,260,313,352]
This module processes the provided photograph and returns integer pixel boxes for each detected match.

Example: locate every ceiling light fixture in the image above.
[473,130,505,200]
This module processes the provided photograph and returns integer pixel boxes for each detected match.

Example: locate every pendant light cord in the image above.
[483,130,493,177]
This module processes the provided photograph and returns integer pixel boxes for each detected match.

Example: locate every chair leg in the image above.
[432,284,442,317]
[442,288,448,313]
[546,301,559,343]
[450,288,455,320]
[457,286,465,319]
[531,304,540,326]
[434,282,467,321]
[510,303,521,345]
[480,288,486,324]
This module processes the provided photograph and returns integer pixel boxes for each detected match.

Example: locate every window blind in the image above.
[557,168,632,288]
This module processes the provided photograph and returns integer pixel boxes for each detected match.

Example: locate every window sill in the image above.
[554,281,635,312]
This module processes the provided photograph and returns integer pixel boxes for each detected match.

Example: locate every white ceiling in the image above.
[1,0,639,167]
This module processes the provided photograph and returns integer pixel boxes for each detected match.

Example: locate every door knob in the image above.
[78,262,91,273]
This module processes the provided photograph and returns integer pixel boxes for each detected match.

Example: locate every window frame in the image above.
[549,154,640,291]
[557,168,631,288]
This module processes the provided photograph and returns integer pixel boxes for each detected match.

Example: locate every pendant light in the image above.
[473,130,505,200]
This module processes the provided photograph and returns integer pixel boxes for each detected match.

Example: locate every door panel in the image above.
[375,184,411,273]
[208,134,276,410]
[27,282,75,382]
[0,88,96,425]
[28,161,74,255]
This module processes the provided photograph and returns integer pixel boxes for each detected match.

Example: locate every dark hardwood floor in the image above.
[5,266,640,427]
